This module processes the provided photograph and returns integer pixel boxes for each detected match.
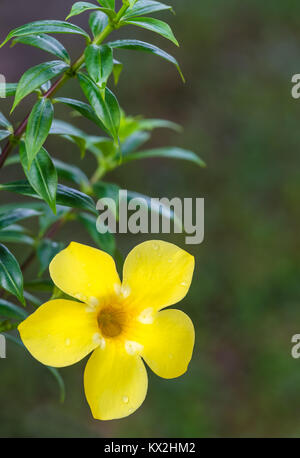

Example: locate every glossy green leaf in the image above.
[12,34,70,64]
[20,144,58,213]
[85,44,113,87]
[0,298,28,320]
[123,0,173,19]
[121,17,178,46]
[122,147,206,166]
[0,208,40,231]
[50,119,86,139]
[0,83,18,98]
[53,158,90,188]
[54,97,108,133]
[0,244,25,305]
[78,73,120,141]
[0,112,12,130]
[12,60,69,112]
[108,39,184,81]
[89,11,109,37]
[37,238,64,275]
[78,212,115,255]
[25,98,54,166]
[0,181,97,214]
[66,2,115,21]
[0,20,90,48]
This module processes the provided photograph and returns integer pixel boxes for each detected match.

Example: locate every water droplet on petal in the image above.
[65,338,71,346]
[123,396,129,403]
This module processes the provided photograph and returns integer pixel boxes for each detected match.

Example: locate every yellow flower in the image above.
[18,240,195,420]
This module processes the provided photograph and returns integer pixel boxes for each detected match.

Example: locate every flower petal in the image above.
[49,242,121,304]
[140,309,195,379]
[122,240,194,312]
[84,342,148,420]
[18,299,99,367]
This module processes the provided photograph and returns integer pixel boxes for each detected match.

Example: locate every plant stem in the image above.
[0,2,129,170]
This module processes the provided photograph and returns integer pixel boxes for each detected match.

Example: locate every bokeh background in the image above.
[1,0,300,437]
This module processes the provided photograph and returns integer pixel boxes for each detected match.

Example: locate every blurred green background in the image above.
[1,0,300,437]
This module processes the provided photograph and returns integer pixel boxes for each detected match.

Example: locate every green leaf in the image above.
[85,44,113,87]
[53,158,90,188]
[12,61,69,112]
[138,118,182,132]
[0,226,34,246]
[121,131,150,155]
[50,119,86,139]
[121,17,178,46]
[0,20,90,48]
[0,130,11,141]
[25,98,54,166]
[0,208,40,230]
[66,2,115,21]
[37,238,64,275]
[122,147,206,166]
[19,144,58,213]
[108,39,184,81]
[55,184,97,214]
[0,298,28,320]
[112,59,123,85]
[54,97,108,133]
[123,0,173,20]
[0,244,25,305]
[49,119,88,157]
[0,112,12,130]
[12,34,70,64]
[78,212,115,255]
[89,11,109,37]
[97,0,115,10]
[78,73,120,141]
[23,291,43,307]
[0,83,17,98]
[0,181,97,215]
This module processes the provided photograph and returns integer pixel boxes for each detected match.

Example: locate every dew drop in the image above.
[181,281,187,286]
[65,338,71,346]
[152,242,159,250]
[123,396,129,404]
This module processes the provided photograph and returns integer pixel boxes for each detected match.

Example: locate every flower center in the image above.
[97,306,126,338]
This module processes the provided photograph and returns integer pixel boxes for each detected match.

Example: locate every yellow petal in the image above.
[49,242,121,304]
[18,299,99,367]
[140,309,195,379]
[84,341,148,420]
[122,240,194,312]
